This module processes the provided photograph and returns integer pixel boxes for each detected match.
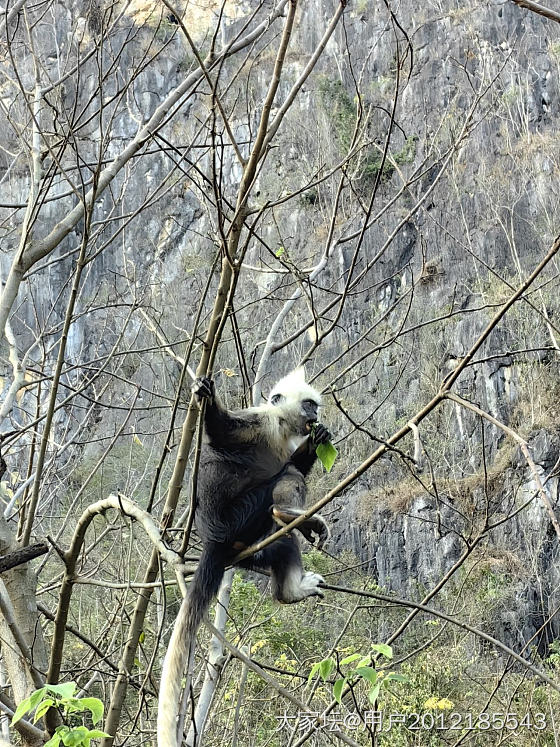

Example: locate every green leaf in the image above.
[340,653,361,667]
[275,247,285,257]
[382,672,408,684]
[46,726,69,747]
[12,685,48,724]
[46,682,77,699]
[307,662,321,683]
[371,643,393,659]
[319,657,335,681]
[316,441,338,472]
[78,697,104,725]
[62,725,89,746]
[29,687,47,709]
[34,698,55,722]
[65,698,84,713]
[355,666,377,685]
[44,734,63,747]
[139,630,145,644]
[333,678,346,703]
[11,695,33,725]
[368,683,381,704]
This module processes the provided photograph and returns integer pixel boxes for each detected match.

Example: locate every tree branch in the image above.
[510,0,560,23]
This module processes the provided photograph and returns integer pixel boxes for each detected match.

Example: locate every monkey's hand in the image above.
[298,514,330,549]
[192,377,215,402]
[273,506,330,549]
[310,423,331,446]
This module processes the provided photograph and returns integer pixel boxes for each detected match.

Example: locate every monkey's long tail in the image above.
[157,543,227,747]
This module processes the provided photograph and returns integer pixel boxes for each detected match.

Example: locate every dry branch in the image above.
[236,234,560,560]
[46,493,180,689]
[0,543,47,574]
[203,619,362,747]
[446,391,560,539]
[510,0,560,23]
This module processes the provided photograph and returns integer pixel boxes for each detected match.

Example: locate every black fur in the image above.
[183,543,230,636]
[158,372,331,746]
[188,375,330,617]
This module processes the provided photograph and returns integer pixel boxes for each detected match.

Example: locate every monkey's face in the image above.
[301,398,319,429]
[268,368,322,436]
[270,392,320,436]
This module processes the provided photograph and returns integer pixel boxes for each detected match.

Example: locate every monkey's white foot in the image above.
[275,569,324,603]
[300,571,325,598]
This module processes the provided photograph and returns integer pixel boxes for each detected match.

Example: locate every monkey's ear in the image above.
[293,366,307,382]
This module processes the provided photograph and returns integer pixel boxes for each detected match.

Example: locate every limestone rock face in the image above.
[1,0,559,650]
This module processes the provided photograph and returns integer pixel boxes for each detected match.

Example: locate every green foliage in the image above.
[226,572,327,656]
[547,640,560,668]
[13,682,108,746]
[318,75,417,185]
[308,643,408,706]
[198,550,560,746]
[302,547,333,578]
[362,135,418,182]
[473,568,509,604]
[318,76,356,151]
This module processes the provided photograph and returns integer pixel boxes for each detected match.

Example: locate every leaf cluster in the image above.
[308,643,408,705]
[12,682,109,747]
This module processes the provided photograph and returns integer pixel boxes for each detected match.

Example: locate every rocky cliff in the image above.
[1,0,560,655]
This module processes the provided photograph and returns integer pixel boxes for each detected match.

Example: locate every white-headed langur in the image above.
[157,368,331,747]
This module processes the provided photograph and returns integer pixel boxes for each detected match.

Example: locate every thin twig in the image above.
[446,392,560,539]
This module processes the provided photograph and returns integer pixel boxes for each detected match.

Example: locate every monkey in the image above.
[157,368,331,747]
[193,369,331,598]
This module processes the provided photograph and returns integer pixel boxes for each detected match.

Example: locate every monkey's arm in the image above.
[289,423,331,476]
[193,377,259,446]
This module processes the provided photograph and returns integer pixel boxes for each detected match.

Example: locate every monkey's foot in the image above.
[276,570,324,603]
[300,571,325,598]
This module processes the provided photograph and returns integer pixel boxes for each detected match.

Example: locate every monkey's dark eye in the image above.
[271,393,284,406]
[302,399,318,408]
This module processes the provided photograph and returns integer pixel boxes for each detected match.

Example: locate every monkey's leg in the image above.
[272,505,330,548]
[270,536,325,603]
[239,536,324,603]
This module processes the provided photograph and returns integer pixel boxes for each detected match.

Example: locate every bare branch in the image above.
[510,0,560,23]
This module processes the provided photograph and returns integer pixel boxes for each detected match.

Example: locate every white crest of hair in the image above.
[268,367,322,407]
[244,366,321,457]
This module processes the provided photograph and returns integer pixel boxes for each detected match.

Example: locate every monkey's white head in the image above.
[267,367,322,437]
